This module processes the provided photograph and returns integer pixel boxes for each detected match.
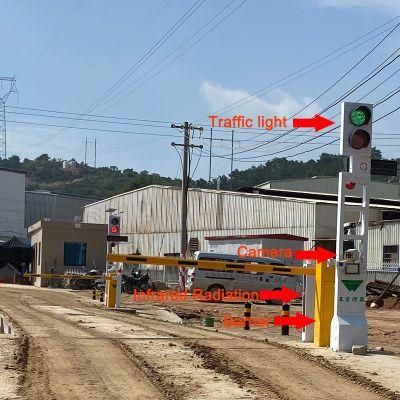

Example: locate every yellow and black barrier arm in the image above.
[107,254,316,276]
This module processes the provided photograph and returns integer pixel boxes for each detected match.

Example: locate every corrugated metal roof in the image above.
[236,186,400,209]
[204,233,308,241]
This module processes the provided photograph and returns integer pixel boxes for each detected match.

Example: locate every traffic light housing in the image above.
[340,102,373,157]
[108,215,121,236]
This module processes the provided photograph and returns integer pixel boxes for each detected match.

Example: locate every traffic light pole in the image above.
[331,102,372,352]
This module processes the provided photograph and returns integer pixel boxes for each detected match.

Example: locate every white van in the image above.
[186,251,301,300]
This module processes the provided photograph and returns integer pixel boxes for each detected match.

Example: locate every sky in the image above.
[1,0,400,181]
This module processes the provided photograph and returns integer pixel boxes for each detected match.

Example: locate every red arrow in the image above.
[293,114,334,132]
[259,285,301,303]
[274,312,315,330]
[295,246,335,262]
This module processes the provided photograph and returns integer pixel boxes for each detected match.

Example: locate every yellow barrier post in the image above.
[314,261,335,347]
[105,273,117,308]
[281,304,290,335]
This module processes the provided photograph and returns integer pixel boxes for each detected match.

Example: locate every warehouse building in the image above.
[0,168,26,241]
[83,185,400,261]
[25,190,99,227]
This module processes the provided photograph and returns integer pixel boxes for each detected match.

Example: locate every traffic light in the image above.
[340,102,373,158]
[108,215,121,236]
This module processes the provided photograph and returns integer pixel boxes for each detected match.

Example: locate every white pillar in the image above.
[330,173,369,351]
[302,262,315,343]
[115,271,122,308]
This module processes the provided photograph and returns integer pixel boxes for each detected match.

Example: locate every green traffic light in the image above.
[349,106,371,126]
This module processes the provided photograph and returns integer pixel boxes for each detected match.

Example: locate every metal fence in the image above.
[367,263,400,286]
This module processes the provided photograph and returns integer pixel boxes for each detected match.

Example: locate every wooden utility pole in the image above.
[171,122,203,290]
[209,127,213,182]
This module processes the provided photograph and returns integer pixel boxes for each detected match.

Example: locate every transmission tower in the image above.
[0,77,17,159]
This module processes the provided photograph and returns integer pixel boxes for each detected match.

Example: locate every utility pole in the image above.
[171,122,203,291]
[0,77,17,159]
[94,138,97,168]
[209,127,213,182]
[231,129,234,178]
[84,137,88,165]
[84,137,97,167]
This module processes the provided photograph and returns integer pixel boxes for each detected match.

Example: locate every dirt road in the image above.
[0,285,397,400]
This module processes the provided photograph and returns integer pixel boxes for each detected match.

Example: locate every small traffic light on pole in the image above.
[108,215,121,236]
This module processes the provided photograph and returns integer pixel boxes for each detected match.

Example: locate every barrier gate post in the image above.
[106,272,117,308]
[314,261,335,347]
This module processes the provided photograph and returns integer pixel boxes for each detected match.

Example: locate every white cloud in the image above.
[315,0,400,14]
[200,81,321,119]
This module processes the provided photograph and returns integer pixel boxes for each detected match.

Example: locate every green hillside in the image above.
[0,148,388,199]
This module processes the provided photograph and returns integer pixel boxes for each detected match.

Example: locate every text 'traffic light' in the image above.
[108,215,121,236]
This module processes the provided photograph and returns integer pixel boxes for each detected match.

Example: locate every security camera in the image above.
[344,222,357,235]
[344,249,360,263]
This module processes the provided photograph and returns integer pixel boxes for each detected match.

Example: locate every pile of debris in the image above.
[366,279,400,308]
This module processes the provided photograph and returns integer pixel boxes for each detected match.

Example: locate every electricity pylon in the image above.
[0,77,17,158]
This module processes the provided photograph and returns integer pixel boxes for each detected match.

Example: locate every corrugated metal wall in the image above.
[0,170,26,239]
[25,192,98,227]
[83,186,317,256]
[367,221,400,265]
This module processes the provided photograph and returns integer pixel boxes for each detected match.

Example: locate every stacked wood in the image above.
[367,280,400,298]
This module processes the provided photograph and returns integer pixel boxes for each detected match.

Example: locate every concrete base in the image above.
[352,345,367,355]
[0,316,12,335]
[330,314,368,352]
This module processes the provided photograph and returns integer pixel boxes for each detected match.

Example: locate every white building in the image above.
[0,168,26,241]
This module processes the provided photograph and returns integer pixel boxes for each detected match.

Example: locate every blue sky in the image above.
[1,0,400,180]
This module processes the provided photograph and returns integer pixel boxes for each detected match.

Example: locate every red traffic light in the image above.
[110,226,119,234]
[345,182,356,190]
[349,129,370,150]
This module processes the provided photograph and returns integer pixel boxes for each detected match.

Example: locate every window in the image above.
[64,242,87,266]
[383,245,398,264]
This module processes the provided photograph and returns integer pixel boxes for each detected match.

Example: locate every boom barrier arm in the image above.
[107,254,316,276]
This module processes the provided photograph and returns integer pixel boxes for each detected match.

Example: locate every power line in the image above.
[6,105,172,124]
[90,1,171,66]
[8,120,184,140]
[222,36,400,159]
[7,104,400,137]
[198,85,400,163]
[82,0,205,114]
[34,0,206,146]
[193,16,400,122]
[248,87,400,162]
[100,0,248,112]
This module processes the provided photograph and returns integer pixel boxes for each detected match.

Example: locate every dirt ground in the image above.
[124,292,400,355]
[0,284,399,400]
